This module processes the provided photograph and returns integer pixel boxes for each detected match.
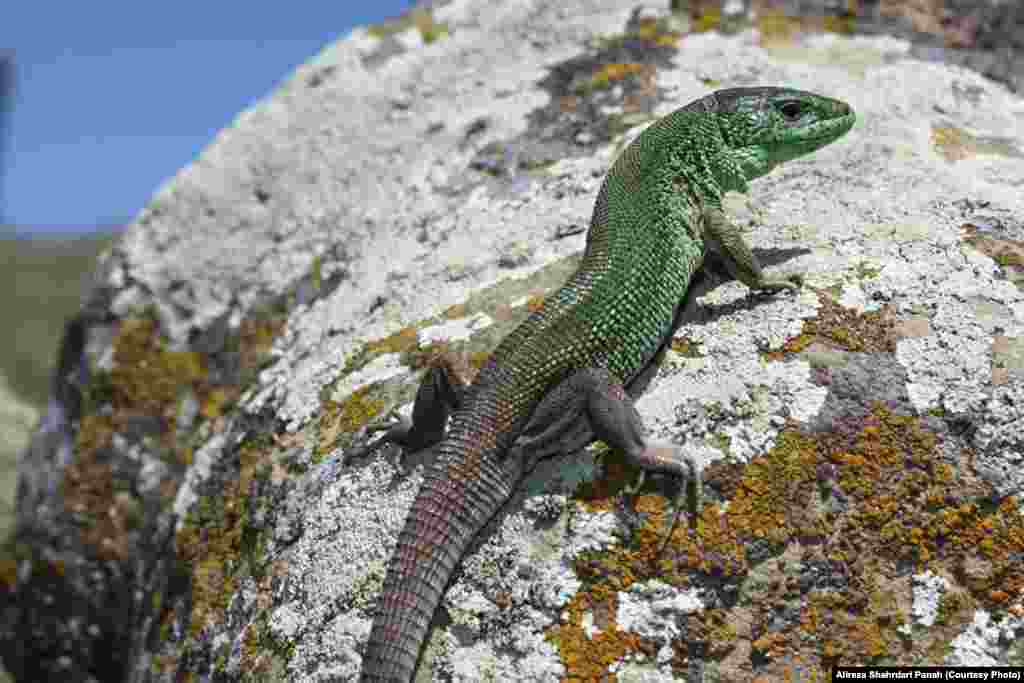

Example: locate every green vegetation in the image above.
[0,229,120,409]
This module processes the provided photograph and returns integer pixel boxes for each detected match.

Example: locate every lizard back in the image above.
[359,86,854,682]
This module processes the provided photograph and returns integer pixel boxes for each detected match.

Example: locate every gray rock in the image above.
[6,1,1024,681]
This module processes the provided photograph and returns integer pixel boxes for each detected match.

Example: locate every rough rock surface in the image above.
[4,1,1024,681]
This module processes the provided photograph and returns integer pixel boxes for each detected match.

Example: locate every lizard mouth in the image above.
[792,117,855,148]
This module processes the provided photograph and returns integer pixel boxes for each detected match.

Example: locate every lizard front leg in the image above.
[348,351,471,458]
[703,206,804,294]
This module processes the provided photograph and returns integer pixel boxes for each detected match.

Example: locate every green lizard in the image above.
[357,86,855,682]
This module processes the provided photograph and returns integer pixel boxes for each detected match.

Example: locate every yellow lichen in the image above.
[546,588,648,681]
[443,303,468,319]
[200,387,231,420]
[525,294,546,313]
[366,7,448,44]
[774,296,897,358]
[0,557,16,590]
[725,429,818,544]
[176,438,269,638]
[756,9,799,44]
[468,351,492,370]
[692,9,722,33]
[822,14,856,34]
[634,18,681,46]
[108,318,205,417]
[317,386,386,456]
[670,337,700,356]
[238,313,286,376]
[363,326,420,356]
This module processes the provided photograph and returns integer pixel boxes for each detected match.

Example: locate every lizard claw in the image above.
[617,470,647,529]
[364,408,410,435]
[347,409,411,461]
[622,470,646,497]
[659,462,701,557]
[757,271,804,294]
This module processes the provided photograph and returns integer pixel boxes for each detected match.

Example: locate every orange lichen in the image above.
[60,448,132,561]
[176,437,270,638]
[63,312,282,564]
[237,313,286,377]
[769,296,897,359]
[551,458,699,677]
[318,386,386,456]
[752,631,787,657]
[525,294,546,313]
[546,587,650,682]
[556,398,1024,675]
[0,557,16,591]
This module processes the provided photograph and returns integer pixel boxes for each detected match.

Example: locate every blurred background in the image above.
[0,1,414,588]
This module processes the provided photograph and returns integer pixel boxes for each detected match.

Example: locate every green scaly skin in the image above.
[357,87,855,682]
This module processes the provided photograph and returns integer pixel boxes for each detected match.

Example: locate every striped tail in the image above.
[359,425,522,682]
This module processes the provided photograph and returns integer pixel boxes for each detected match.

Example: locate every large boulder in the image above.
[4,1,1024,681]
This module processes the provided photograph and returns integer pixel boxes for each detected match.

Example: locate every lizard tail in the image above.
[359,426,522,682]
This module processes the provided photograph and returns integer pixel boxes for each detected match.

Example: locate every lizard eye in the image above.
[779,100,803,120]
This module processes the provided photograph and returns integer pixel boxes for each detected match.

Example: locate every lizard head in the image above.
[710,86,855,180]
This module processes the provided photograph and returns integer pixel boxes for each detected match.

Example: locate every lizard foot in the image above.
[346,409,412,461]
[621,470,646,497]
[616,470,647,534]
[659,465,702,557]
[348,354,465,461]
[629,443,702,556]
[364,408,412,437]
[614,441,701,556]
[757,270,802,294]
[756,271,804,294]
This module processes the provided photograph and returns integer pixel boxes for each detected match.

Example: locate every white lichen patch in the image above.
[566,507,624,556]
[945,609,1024,667]
[678,287,819,360]
[972,382,1024,498]
[327,352,408,403]
[639,353,826,464]
[269,454,421,645]
[284,611,369,682]
[897,300,993,413]
[418,311,494,345]
[616,580,703,646]
[909,570,951,628]
[433,506,574,680]
[614,661,684,683]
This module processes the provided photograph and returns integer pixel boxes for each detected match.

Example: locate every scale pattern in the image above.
[359,87,855,682]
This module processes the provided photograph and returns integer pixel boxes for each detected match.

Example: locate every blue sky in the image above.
[1,1,414,235]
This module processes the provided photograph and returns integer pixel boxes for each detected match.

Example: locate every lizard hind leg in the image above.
[348,351,471,459]
[507,374,594,468]
[577,368,702,539]
[510,368,701,542]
